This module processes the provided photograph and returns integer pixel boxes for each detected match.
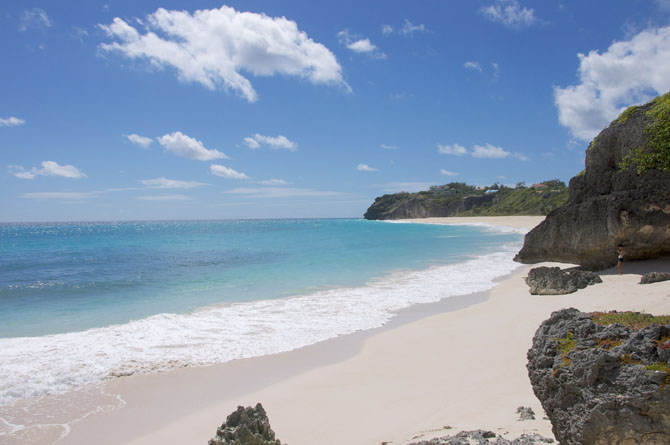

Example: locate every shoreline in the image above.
[3,216,669,444]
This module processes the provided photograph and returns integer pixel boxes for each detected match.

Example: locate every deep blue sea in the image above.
[0,218,523,405]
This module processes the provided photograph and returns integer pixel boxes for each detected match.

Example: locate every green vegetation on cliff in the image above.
[619,92,670,174]
[364,180,568,220]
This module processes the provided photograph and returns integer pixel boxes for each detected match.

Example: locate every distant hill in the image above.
[363,180,568,220]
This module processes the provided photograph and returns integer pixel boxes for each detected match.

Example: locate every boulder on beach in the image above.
[407,429,554,444]
[515,92,670,270]
[527,308,670,445]
[208,403,283,445]
[640,271,670,284]
[524,267,602,295]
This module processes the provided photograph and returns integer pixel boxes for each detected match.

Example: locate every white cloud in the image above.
[137,194,191,201]
[158,131,227,160]
[480,0,537,29]
[438,143,528,161]
[21,192,97,200]
[9,161,87,180]
[381,144,398,150]
[0,117,26,127]
[124,133,153,148]
[99,6,348,102]
[356,163,379,172]
[440,169,459,176]
[224,187,341,198]
[437,143,468,156]
[259,179,289,186]
[19,8,52,32]
[554,26,670,141]
[243,134,297,151]
[141,177,206,189]
[381,24,394,35]
[210,164,249,179]
[338,30,386,59]
[472,143,510,159]
[400,19,427,37]
[464,61,483,72]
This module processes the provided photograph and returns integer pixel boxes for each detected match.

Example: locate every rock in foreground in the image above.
[527,308,670,445]
[640,271,670,284]
[209,403,282,445]
[408,430,553,444]
[515,92,670,270]
[525,267,602,295]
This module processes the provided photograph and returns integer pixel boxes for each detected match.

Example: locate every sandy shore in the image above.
[5,216,670,444]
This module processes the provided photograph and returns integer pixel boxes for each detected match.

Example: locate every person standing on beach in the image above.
[617,245,624,275]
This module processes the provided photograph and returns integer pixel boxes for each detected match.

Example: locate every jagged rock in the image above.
[515,92,670,270]
[408,430,553,444]
[640,271,670,284]
[208,403,282,445]
[527,308,670,445]
[516,406,535,421]
[525,267,602,295]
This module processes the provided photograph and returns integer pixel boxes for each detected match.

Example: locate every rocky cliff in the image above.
[515,92,670,270]
[527,308,670,445]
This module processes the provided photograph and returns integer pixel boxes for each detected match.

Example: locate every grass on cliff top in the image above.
[590,311,670,330]
[619,91,670,173]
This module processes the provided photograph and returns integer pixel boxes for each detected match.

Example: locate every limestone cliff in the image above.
[515,92,670,270]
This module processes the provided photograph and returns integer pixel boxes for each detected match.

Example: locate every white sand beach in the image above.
[6,216,670,445]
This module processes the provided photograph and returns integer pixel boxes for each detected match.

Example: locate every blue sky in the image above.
[2,0,670,222]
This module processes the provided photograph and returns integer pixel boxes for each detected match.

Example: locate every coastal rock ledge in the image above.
[515,92,670,270]
[527,308,670,445]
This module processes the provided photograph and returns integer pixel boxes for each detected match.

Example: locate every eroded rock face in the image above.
[209,403,282,445]
[525,267,602,295]
[515,94,670,270]
[527,308,670,445]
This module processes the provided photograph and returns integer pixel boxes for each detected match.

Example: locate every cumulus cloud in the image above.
[400,19,427,37]
[440,169,459,176]
[19,8,52,31]
[210,164,249,179]
[124,133,153,148]
[9,161,87,180]
[99,6,348,102]
[381,144,398,150]
[464,61,483,72]
[480,0,537,29]
[437,143,468,156]
[158,131,227,160]
[141,177,206,189]
[259,179,289,186]
[0,117,26,127]
[356,163,379,172]
[243,134,297,151]
[381,24,394,35]
[338,30,386,59]
[438,143,528,161]
[554,26,670,141]
[224,187,340,198]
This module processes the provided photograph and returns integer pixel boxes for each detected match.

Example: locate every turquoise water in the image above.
[0,219,517,338]
[0,218,523,405]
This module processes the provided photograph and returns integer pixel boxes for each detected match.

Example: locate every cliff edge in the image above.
[515,92,670,270]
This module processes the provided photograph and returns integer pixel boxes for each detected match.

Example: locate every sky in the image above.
[2,0,670,222]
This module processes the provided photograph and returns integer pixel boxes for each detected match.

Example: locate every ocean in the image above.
[0,219,523,406]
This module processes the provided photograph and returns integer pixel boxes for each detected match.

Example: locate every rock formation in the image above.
[640,271,670,284]
[209,403,283,445]
[527,308,670,445]
[407,430,554,444]
[524,267,602,295]
[515,92,670,270]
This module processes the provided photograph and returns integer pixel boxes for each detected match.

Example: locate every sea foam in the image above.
[0,243,521,406]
